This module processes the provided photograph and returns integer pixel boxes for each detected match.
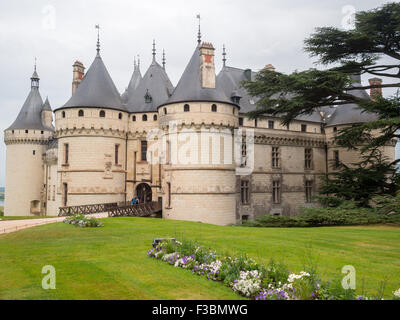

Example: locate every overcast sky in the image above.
[0,0,398,186]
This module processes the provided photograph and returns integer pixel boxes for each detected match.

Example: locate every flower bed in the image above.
[63,214,104,228]
[147,239,400,300]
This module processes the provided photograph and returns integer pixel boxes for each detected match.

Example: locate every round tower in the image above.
[54,38,128,208]
[4,67,53,216]
[158,42,240,225]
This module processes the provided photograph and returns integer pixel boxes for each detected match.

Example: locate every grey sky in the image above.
[0,0,397,186]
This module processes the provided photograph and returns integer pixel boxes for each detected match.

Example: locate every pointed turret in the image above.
[121,58,143,104]
[41,97,54,128]
[6,67,53,131]
[127,41,173,112]
[163,42,232,106]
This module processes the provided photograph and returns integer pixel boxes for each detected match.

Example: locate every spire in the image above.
[222,44,227,67]
[137,54,140,70]
[31,57,39,89]
[95,24,100,56]
[196,14,201,44]
[134,56,137,71]
[162,49,166,70]
[152,39,156,62]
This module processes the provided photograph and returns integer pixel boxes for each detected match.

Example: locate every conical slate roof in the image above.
[58,54,125,111]
[121,64,142,104]
[6,72,53,131]
[42,96,52,111]
[162,45,234,107]
[126,59,173,112]
[326,74,377,127]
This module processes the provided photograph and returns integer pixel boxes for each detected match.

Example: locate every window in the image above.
[63,183,68,207]
[305,180,313,203]
[25,130,28,133]
[272,180,281,204]
[100,110,105,117]
[333,127,338,133]
[242,215,249,221]
[320,125,325,134]
[118,113,123,120]
[33,150,35,155]
[11,130,14,134]
[239,117,243,126]
[211,104,217,112]
[184,104,190,112]
[305,148,313,169]
[241,135,247,167]
[41,131,44,134]
[254,119,258,127]
[241,180,249,204]
[164,108,167,115]
[301,124,307,132]
[52,185,55,201]
[62,111,66,118]
[272,147,280,168]
[115,144,119,165]
[334,150,340,168]
[142,114,147,121]
[141,140,147,161]
[268,120,274,129]
[132,115,136,121]
[78,110,84,117]
[153,114,157,121]
[64,143,69,165]
[167,182,171,207]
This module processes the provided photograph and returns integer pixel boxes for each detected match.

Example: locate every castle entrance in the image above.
[136,183,152,203]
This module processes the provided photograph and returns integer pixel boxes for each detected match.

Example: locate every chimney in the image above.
[244,69,252,81]
[368,77,382,101]
[199,42,215,89]
[264,64,275,72]
[72,60,85,95]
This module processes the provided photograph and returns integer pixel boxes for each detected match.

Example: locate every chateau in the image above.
[3,31,396,225]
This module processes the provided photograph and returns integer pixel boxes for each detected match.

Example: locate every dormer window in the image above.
[100,110,105,117]
[184,104,190,112]
[78,110,84,117]
[211,104,217,112]
[144,90,152,104]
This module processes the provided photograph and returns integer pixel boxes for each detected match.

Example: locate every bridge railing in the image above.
[58,201,162,217]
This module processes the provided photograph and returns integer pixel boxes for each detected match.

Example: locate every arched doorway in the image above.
[136,183,152,203]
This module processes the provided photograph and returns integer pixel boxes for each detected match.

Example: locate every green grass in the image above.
[0,217,399,300]
[0,216,55,221]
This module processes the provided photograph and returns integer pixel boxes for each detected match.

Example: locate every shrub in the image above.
[63,214,103,228]
[243,202,400,228]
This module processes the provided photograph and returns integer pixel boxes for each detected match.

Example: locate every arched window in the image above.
[78,110,84,117]
[118,113,123,120]
[99,110,105,118]
[184,104,190,112]
[62,111,66,118]
[142,114,147,121]
[211,104,217,112]
[153,114,158,121]
[164,108,167,115]
[132,115,136,121]
[333,126,338,133]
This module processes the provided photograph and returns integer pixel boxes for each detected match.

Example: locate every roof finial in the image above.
[34,57,37,72]
[222,44,227,67]
[162,49,166,70]
[137,54,140,70]
[134,56,137,70]
[95,24,100,55]
[152,39,156,62]
[196,14,201,45]
[31,57,39,89]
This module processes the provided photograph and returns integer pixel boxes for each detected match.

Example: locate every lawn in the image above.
[0,216,56,221]
[0,217,399,300]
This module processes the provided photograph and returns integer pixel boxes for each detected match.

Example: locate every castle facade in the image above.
[3,35,396,225]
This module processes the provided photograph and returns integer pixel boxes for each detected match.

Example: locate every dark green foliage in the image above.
[319,150,400,206]
[243,202,400,228]
[319,278,357,300]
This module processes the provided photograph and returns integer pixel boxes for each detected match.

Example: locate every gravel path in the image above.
[0,213,109,234]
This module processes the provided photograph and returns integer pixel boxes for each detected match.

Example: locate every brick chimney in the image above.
[72,60,85,95]
[199,42,215,89]
[368,77,382,101]
[264,64,275,71]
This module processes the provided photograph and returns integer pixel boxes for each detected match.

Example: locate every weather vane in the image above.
[95,24,100,54]
[196,14,201,44]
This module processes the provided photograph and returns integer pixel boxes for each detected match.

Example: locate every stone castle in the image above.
[3,31,396,225]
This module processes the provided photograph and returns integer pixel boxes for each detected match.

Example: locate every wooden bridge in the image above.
[58,201,162,218]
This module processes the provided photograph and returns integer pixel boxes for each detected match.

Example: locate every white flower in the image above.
[393,288,400,298]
